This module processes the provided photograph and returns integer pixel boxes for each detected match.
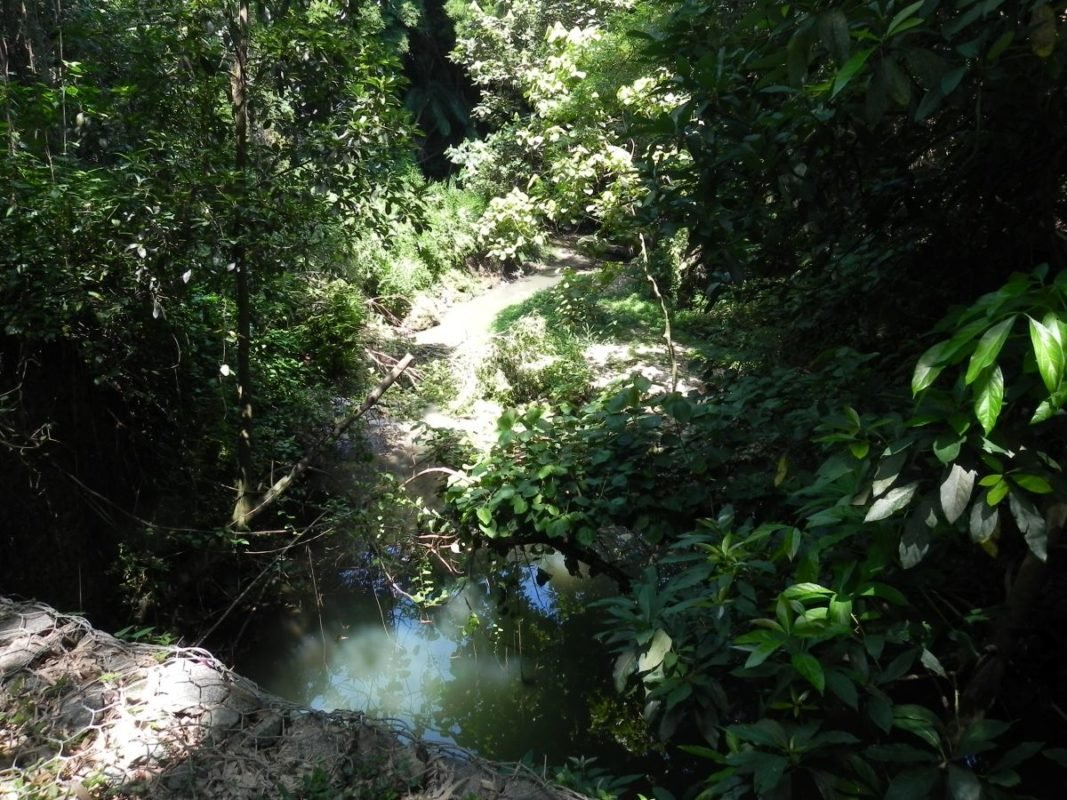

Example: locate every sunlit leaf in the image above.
[832,48,874,97]
[1029,316,1064,393]
[1009,491,1047,561]
[866,481,918,522]
[792,652,826,693]
[965,316,1015,385]
[912,340,950,395]
[873,451,908,497]
[974,365,1004,434]
[638,628,673,672]
[969,498,999,543]
[940,464,976,524]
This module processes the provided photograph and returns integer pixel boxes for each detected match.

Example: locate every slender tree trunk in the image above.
[230,0,254,528]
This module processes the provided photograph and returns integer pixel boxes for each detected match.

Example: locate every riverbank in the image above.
[0,597,594,800]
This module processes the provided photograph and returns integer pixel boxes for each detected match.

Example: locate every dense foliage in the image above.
[436,0,1067,797]
[5,0,1067,797]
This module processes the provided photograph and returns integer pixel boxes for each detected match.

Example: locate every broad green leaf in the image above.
[744,639,783,668]
[826,669,858,708]
[964,316,1015,384]
[476,506,492,526]
[1031,5,1057,58]
[865,481,919,522]
[987,30,1014,61]
[867,691,893,733]
[969,499,999,543]
[957,719,1012,756]
[893,704,942,750]
[933,432,965,464]
[730,719,787,748]
[900,509,931,569]
[886,767,940,800]
[915,87,944,120]
[792,652,826,693]
[887,1,925,37]
[849,440,870,459]
[873,451,908,497]
[1009,491,1047,561]
[920,648,946,678]
[818,9,850,64]
[973,364,1004,434]
[946,764,981,800]
[940,464,976,524]
[912,339,950,394]
[940,66,967,96]
[638,628,673,672]
[832,48,874,97]
[613,649,637,692]
[783,582,834,600]
[884,57,912,105]
[1029,316,1064,393]
[991,740,1044,773]
[987,479,1010,506]
[1013,473,1053,494]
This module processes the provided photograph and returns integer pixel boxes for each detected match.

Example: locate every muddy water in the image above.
[241,553,642,768]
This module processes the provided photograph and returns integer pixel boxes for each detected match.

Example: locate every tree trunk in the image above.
[230,0,254,528]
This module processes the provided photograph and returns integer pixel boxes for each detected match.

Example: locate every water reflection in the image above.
[247,553,635,765]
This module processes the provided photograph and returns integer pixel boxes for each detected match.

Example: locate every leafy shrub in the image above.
[475,187,553,267]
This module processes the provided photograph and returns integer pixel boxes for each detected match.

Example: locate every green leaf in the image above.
[884,57,912,105]
[946,765,981,800]
[783,582,834,600]
[957,719,1012,757]
[818,9,851,64]
[932,432,965,464]
[969,499,999,543]
[849,440,870,459]
[991,740,1044,772]
[973,364,1004,434]
[872,451,908,497]
[965,316,1015,384]
[865,481,919,522]
[940,464,976,524]
[638,628,673,672]
[1029,315,1064,393]
[900,508,932,569]
[476,506,492,526]
[613,649,637,692]
[940,66,967,96]
[1009,491,1047,561]
[987,478,1010,506]
[868,691,893,733]
[886,767,939,800]
[832,48,874,98]
[912,340,950,394]
[792,652,826,693]
[920,648,946,678]
[826,669,859,708]
[887,1,926,37]
[731,719,787,749]
[1043,747,1067,767]
[893,704,942,750]
[1013,473,1053,494]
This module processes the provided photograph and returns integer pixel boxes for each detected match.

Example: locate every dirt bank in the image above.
[0,598,591,800]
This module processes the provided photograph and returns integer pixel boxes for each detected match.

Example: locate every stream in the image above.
[238,246,669,786]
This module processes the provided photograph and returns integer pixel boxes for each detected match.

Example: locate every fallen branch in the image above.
[233,352,415,529]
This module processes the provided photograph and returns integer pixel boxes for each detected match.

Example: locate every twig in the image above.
[193,514,323,647]
[233,353,415,528]
[639,234,678,392]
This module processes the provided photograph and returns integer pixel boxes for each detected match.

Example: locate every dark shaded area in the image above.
[404,0,481,177]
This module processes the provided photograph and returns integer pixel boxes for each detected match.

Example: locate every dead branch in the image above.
[233,353,415,529]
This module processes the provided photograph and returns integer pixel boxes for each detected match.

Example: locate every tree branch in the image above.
[233,352,415,529]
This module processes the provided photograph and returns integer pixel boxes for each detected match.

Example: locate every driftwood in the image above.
[233,353,415,529]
